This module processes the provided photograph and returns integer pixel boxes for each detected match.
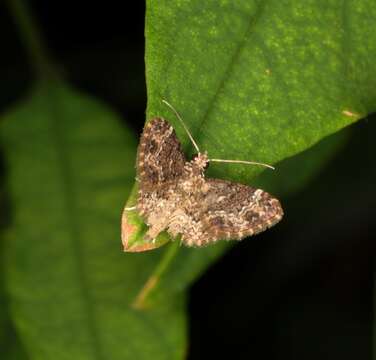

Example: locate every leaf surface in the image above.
[125,0,376,250]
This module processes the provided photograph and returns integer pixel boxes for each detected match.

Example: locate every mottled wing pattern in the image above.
[137,117,186,189]
[136,118,186,221]
[183,178,283,246]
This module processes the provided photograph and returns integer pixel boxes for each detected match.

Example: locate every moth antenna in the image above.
[123,206,137,211]
[161,99,201,154]
[209,158,275,170]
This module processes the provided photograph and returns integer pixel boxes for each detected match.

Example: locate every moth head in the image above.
[191,152,209,171]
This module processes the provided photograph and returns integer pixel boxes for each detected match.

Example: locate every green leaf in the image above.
[0,84,186,359]
[146,0,375,175]
[125,0,375,250]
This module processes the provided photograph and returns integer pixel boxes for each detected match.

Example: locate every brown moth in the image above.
[123,101,283,247]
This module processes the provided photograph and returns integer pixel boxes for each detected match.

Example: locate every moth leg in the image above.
[123,206,137,211]
[144,225,162,243]
[142,206,173,242]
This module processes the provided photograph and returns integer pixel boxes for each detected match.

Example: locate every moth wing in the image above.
[137,118,186,190]
[183,178,283,246]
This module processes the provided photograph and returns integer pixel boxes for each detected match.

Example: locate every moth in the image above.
[123,101,283,247]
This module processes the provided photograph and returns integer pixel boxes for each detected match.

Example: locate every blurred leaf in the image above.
[0,83,186,359]
[126,0,375,250]
[0,283,28,359]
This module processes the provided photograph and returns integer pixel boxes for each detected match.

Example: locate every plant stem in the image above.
[132,241,180,309]
[6,0,57,81]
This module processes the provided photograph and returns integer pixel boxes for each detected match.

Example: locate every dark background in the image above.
[0,2,374,359]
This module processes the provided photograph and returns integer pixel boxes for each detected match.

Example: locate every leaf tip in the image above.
[121,206,170,253]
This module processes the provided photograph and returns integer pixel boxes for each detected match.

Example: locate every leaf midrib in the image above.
[193,1,269,148]
[46,86,104,360]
